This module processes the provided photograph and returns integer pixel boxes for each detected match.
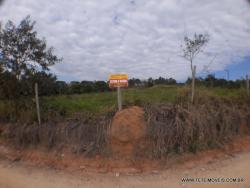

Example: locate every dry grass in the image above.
[3,114,112,157]
[144,91,250,159]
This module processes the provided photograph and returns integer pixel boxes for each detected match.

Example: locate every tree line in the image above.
[0,71,177,98]
[0,69,247,99]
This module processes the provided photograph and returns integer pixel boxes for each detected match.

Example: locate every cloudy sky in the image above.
[0,0,250,81]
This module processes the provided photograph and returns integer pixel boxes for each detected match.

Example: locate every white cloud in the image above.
[0,0,250,81]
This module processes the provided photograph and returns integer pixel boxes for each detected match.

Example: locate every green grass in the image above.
[43,91,117,114]
[0,85,248,119]
[195,86,247,101]
[209,87,244,98]
[42,85,178,115]
[123,85,178,104]
[42,85,247,116]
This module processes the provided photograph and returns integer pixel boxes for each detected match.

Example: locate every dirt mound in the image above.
[110,106,147,158]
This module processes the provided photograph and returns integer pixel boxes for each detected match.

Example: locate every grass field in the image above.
[41,85,179,115]
[42,85,245,115]
[0,85,247,121]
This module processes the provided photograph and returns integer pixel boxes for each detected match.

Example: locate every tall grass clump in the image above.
[144,89,250,159]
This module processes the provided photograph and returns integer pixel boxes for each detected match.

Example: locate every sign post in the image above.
[109,74,128,111]
[247,75,249,96]
[35,83,41,125]
[117,86,122,111]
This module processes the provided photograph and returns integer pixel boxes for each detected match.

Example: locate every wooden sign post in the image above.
[109,74,128,111]
[117,86,122,111]
[247,75,249,96]
[35,83,41,125]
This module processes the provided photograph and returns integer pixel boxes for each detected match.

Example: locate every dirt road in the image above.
[0,151,250,188]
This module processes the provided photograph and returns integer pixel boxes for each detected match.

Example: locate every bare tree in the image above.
[182,33,209,103]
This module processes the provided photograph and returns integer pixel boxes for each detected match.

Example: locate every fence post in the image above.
[117,86,122,111]
[35,83,41,125]
[247,75,249,96]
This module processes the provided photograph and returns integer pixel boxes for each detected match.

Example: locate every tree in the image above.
[0,16,61,80]
[204,74,216,88]
[80,81,94,93]
[0,71,16,99]
[20,71,58,96]
[147,77,154,87]
[55,81,68,94]
[0,16,61,119]
[70,81,81,94]
[128,78,142,87]
[167,78,177,85]
[182,33,209,103]
[0,16,61,98]
[94,81,109,92]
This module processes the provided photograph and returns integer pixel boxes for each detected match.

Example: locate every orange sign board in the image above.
[109,74,128,88]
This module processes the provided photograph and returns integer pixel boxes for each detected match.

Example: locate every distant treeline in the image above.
[0,69,247,99]
[187,75,246,89]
